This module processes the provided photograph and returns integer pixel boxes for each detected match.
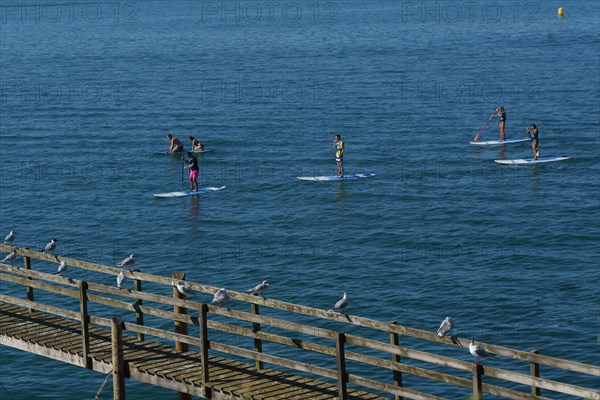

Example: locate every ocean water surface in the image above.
[0,1,599,398]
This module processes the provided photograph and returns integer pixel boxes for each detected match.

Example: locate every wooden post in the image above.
[389,321,403,400]
[111,316,126,400]
[472,363,483,400]
[530,349,541,396]
[172,272,190,400]
[198,303,211,397]
[133,269,144,342]
[79,281,92,369]
[251,303,264,370]
[22,247,34,312]
[335,332,348,400]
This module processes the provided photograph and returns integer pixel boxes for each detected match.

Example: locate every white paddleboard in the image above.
[495,157,570,165]
[297,173,375,181]
[154,150,211,156]
[154,186,226,198]
[470,138,531,145]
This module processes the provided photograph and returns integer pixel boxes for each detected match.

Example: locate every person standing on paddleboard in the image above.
[184,151,199,191]
[493,106,506,141]
[188,136,205,151]
[167,134,184,153]
[527,124,540,160]
[333,134,344,177]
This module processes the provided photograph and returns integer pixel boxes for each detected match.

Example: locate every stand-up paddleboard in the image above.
[154,186,225,198]
[297,173,375,181]
[495,156,570,165]
[470,138,531,145]
[154,150,211,156]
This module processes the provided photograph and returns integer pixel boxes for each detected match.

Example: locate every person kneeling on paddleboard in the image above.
[184,151,199,191]
[333,134,344,177]
[167,134,184,153]
[493,106,506,141]
[188,136,205,151]
[527,124,540,160]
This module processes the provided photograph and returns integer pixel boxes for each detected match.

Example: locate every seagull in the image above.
[212,288,230,307]
[117,271,126,289]
[116,254,136,271]
[42,239,58,254]
[2,251,17,263]
[469,340,496,363]
[247,280,269,297]
[329,292,349,314]
[437,317,454,337]
[54,261,68,277]
[174,281,195,297]
[4,231,15,245]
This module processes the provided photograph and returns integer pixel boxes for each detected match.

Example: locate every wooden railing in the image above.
[0,244,599,400]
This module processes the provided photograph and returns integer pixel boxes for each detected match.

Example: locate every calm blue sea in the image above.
[1,1,599,398]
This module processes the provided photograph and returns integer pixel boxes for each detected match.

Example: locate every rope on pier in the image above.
[0,382,16,400]
[92,369,113,400]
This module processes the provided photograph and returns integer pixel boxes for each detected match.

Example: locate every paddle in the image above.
[181,154,185,191]
[472,113,495,142]
[523,119,532,137]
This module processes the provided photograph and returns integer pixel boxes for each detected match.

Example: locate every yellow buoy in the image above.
[558,7,564,17]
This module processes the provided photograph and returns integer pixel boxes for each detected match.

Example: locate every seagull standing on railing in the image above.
[42,238,58,254]
[437,317,454,337]
[329,292,349,314]
[2,251,17,263]
[117,254,136,271]
[212,288,230,307]
[54,261,68,277]
[247,280,269,297]
[469,340,496,363]
[4,231,15,245]
[117,271,126,289]
[174,281,195,298]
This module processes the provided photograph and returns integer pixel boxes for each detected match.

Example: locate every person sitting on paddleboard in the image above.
[188,136,205,151]
[527,124,540,160]
[167,134,184,153]
[493,106,506,141]
[184,151,199,191]
[333,134,344,177]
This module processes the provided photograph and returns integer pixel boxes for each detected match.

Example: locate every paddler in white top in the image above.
[333,134,344,177]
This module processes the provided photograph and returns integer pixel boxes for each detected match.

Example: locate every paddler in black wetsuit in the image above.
[184,151,199,191]
[527,124,540,160]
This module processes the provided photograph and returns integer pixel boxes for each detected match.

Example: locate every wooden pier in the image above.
[1,244,599,399]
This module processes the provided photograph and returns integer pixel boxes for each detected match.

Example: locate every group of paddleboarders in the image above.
[165,134,205,191]
[165,132,348,191]
[166,134,205,154]
[492,106,540,160]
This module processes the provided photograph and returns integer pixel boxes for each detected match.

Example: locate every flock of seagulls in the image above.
[1,231,498,363]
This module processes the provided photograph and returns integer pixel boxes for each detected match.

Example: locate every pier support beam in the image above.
[389,321,403,400]
[111,316,126,400]
[172,272,191,400]
[472,363,483,400]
